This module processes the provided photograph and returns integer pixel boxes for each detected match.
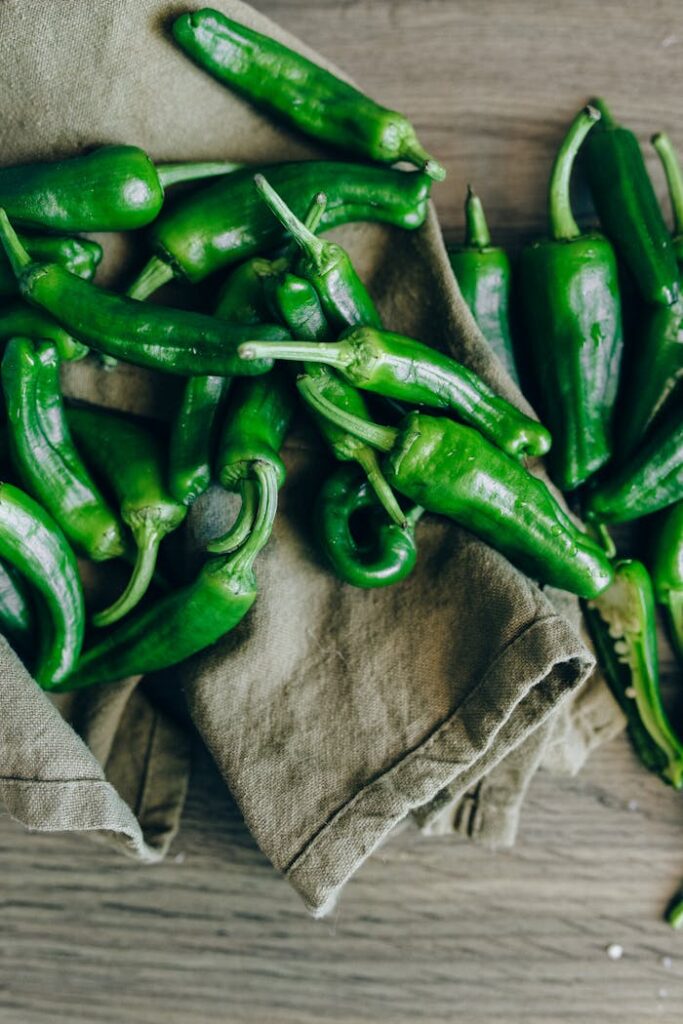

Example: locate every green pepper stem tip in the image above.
[548,105,601,241]
[254,174,326,265]
[296,373,398,453]
[0,209,32,276]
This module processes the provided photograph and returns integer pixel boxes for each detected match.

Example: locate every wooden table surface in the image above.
[2,2,683,1021]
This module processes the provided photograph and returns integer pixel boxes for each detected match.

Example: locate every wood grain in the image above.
[1,1,683,1022]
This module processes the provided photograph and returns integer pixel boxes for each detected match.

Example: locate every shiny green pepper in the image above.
[315,465,421,589]
[172,9,445,181]
[297,375,613,599]
[651,500,683,660]
[0,232,101,296]
[447,187,518,384]
[520,105,623,491]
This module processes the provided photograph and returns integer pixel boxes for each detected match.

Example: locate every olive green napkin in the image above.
[0,0,623,915]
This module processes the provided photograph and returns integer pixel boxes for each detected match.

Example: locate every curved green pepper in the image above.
[583,98,679,307]
[520,105,623,491]
[585,559,683,788]
[297,375,613,599]
[128,161,432,298]
[0,145,242,232]
[0,482,84,686]
[67,407,187,626]
[611,131,683,459]
[651,500,683,661]
[255,175,383,331]
[585,404,683,523]
[0,211,284,377]
[273,272,405,527]
[0,232,101,296]
[315,465,421,588]
[58,460,278,691]
[168,374,229,506]
[447,187,518,384]
[0,559,36,655]
[240,326,552,460]
[208,368,294,554]
[2,338,125,561]
[0,300,88,362]
[173,10,445,181]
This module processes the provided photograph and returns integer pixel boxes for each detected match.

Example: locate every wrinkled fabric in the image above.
[0,0,622,914]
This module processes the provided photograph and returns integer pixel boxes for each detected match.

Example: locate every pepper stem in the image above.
[0,209,32,277]
[254,174,328,271]
[206,479,258,555]
[464,186,491,248]
[228,461,279,574]
[126,255,175,301]
[652,133,683,240]
[92,521,162,628]
[588,97,617,129]
[548,106,601,241]
[156,161,244,189]
[239,338,351,370]
[355,447,407,529]
[297,374,398,453]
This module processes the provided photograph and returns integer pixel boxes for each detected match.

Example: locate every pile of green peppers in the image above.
[0,9,680,925]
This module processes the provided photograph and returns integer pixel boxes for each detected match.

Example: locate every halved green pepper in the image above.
[585,559,683,788]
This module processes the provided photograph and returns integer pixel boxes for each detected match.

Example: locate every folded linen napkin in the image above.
[0,0,622,915]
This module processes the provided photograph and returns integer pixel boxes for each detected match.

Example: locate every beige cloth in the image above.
[0,0,622,915]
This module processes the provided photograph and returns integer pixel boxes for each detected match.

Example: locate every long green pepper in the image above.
[520,105,624,491]
[128,161,432,298]
[0,559,36,655]
[2,338,125,561]
[0,482,84,686]
[584,98,679,307]
[0,210,284,377]
[172,9,445,181]
[240,327,552,460]
[67,407,187,626]
[0,233,101,296]
[297,375,613,599]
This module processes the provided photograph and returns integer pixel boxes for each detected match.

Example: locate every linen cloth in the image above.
[0,0,622,915]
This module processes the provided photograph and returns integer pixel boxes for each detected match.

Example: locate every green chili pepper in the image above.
[172,9,445,182]
[0,559,36,655]
[612,131,683,459]
[67,407,187,627]
[0,145,242,232]
[584,404,683,523]
[2,337,126,561]
[128,161,432,298]
[207,368,293,554]
[0,300,88,362]
[168,374,229,506]
[447,187,518,384]
[255,175,382,331]
[240,326,552,460]
[668,891,683,929]
[583,98,679,307]
[315,465,421,588]
[297,375,613,599]
[0,232,101,296]
[520,106,623,491]
[58,460,277,691]
[585,559,683,788]
[651,500,683,661]
[273,272,405,527]
[0,211,284,377]
[0,482,84,686]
